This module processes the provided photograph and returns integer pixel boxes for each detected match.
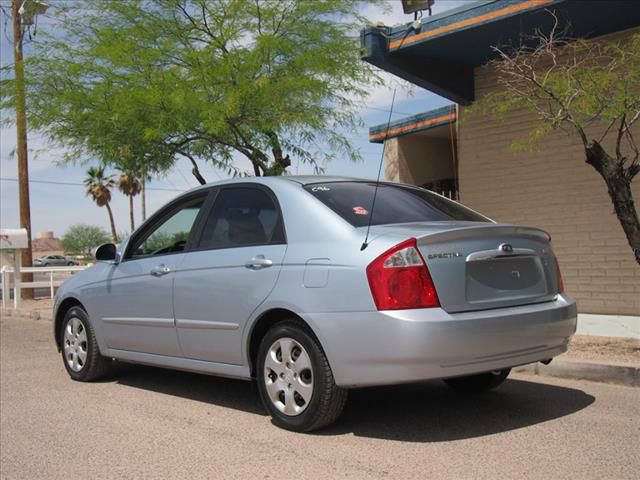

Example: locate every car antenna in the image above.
[361,88,397,251]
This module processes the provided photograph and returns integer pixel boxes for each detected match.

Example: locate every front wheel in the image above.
[60,306,112,381]
[443,368,511,392]
[256,321,347,432]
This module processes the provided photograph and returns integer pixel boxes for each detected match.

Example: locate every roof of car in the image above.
[279,175,369,185]
[188,175,372,193]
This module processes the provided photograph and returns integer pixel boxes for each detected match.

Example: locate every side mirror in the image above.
[94,243,117,262]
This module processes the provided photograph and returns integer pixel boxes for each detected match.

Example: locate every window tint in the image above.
[198,187,284,249]
[129,198,204,258]
[304,182,490,227]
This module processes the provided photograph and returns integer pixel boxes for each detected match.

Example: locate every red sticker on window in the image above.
[353,206,369,215]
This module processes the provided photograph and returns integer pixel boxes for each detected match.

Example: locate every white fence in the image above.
[0,265,88,308]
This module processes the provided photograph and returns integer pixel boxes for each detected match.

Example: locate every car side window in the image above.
[198,187,285,250]
[128,197,205,259]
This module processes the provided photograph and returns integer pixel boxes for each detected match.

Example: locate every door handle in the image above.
[150,264,172,277]
[245,255,273,270]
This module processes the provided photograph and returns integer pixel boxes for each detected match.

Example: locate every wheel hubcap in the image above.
[63,316,88,372]
[264,337,313,416]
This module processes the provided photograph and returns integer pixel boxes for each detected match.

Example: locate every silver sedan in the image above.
[53,177,577,431]
[34,255,77,266]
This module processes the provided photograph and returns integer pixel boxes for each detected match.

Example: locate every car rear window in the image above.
[304,182,490,227]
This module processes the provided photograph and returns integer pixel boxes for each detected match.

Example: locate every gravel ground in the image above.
[566,335,640,364]
[1,314,639,480]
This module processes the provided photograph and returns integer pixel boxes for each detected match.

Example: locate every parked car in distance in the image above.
[53,176,577,432]
[34,255,77,266]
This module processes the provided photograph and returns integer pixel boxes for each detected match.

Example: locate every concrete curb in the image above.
[514,359,639,387]
[1,307,53,322]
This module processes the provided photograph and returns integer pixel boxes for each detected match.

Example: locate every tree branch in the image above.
[176,149,206,185]
[615,113,627,164]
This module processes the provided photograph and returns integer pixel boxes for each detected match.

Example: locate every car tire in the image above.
[443,368,511,392]
[60,306,112,382]
[67,261,75,266]
[256,321,347,432]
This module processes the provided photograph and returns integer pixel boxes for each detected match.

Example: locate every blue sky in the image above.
[0,0,470,237]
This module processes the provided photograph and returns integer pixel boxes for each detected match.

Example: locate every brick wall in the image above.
[458,29,640,315]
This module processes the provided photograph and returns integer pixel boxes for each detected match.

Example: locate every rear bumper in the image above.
[309,294,577,388]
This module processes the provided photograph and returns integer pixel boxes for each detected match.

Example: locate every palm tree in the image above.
[84,166,118,243]
[117,172,142,231]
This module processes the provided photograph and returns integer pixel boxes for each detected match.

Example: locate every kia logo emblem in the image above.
[500,243,513,253]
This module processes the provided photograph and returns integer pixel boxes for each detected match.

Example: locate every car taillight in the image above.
[555,257,564,293]
[366,238,439,310]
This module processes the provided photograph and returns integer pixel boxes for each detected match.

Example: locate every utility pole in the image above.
[10,0,48,300]
[12,0,33,299]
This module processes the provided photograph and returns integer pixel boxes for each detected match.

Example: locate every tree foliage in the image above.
[1,0,383,179]
[474,13,640,264]
[61,224,111,255]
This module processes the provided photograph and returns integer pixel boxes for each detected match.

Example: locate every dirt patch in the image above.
[1,298,54,321]
[566,335,640,365]
[11,298,54,312]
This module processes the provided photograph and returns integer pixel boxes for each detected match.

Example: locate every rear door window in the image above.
[197,187,285,249]
[304,182,490,227]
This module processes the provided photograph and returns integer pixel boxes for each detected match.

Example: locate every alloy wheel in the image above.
[63,316,88,372]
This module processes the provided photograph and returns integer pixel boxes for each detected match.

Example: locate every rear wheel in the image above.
[256,321,347,432]
[60,306,112,381]
[444,368,511,392]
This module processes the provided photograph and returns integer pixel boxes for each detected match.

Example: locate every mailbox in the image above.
[0,228,29,250]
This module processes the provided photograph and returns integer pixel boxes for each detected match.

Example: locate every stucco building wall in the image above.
[384,134,454,187]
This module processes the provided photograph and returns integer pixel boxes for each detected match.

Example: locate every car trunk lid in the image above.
[365,222,559,313]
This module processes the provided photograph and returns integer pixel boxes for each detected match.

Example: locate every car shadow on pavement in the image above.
[111,364,595,442]
[319,378,595,442]
[112,363,267,416]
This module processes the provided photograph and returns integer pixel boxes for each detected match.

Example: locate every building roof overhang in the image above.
[369,105,456,143]
[360,0,640,105]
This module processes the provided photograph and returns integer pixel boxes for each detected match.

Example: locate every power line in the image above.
[0,177,185,192]
[173,166,193,188]
[365,105,415,116]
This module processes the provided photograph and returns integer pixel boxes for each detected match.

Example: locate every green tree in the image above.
[475,15,640,264]
[118,173,142,231]
[60,224,111,255]
[83,167,118,243]
[2,0,383,180]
